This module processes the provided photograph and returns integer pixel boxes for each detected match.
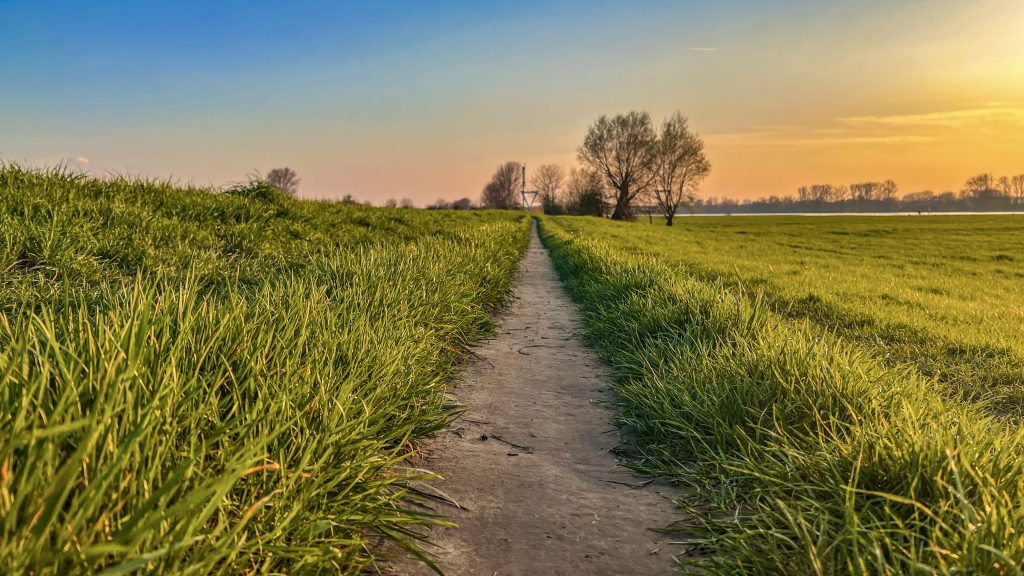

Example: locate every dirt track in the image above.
[384,223,683,575]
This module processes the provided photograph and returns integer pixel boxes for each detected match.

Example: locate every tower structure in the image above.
[520,164,539,211]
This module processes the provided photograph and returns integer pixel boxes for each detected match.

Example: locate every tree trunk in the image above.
[665,213,673,226]
[610,187,632,220]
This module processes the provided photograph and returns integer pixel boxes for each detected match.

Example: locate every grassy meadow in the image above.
[540,215,1024,574]
[571,215,1024,419]
[0,165,530,574]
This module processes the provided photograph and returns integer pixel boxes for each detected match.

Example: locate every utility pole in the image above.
[522,164,527,209]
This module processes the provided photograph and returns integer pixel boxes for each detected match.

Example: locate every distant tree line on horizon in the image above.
[263,129,1023,215]
[695,173,1024,214]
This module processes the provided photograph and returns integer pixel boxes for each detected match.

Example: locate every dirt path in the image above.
[385,224,683,575]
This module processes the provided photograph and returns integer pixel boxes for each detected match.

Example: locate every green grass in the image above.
[562,215,1024,419]
[539,215,1024,574]
[0,164,530,574]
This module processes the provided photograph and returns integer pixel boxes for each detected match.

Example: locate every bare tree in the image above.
[562,167,606,216]
[399,198,415,209]
[481,161,523,209]
[578,111,658,220]
[384,198,398,208]
[531,164,565,214]
[878,179,899,202]
[1011,175,1024,204]
[850,182,879,202]
[833,184,850,202]
[652,113,710,226]
[266,167,300,195]
[811,184,831,202]
[997,176,1012,198]
[962,173,996,198]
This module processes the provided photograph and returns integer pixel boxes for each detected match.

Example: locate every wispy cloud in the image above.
[842,107,1024,128]
[774,135,934,146]
[706,106,1024,149]
[72,155,91,167]
[706,128,933,148]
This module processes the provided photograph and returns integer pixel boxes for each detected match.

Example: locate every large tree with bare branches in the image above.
[652,113,710,226]
[481,161,523,209]
[578,111,658,220]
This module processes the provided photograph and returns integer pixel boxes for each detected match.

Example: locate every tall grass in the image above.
[0,164,530,574]
[540,217,1024,574]
[559,215,1024,419]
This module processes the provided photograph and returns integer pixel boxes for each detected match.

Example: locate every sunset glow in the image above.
[2,0,1022,203]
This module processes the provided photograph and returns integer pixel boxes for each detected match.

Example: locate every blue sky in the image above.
[2,1,1022,202]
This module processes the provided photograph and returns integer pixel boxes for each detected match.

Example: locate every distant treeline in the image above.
[695,173,1024,214]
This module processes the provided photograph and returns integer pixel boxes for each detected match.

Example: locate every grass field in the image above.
[540,215,1024,574]
[565,215,1024,419]
[9,163,1023,575]
[0,165,530,574]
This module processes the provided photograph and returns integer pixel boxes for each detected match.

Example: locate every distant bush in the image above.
[225,177,289,202]
[265,167,300,195]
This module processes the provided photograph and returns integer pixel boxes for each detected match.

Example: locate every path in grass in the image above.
[386,224,682,575]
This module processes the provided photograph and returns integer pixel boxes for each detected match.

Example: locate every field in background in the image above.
[569,215,1024,418]
[540,215,1024,573]
[0,165,530,574]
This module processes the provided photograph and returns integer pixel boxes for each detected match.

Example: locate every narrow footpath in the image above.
[385,224,683,575]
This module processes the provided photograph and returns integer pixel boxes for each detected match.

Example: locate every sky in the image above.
[2,0,1023,204]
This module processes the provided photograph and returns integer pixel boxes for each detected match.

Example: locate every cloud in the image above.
[773,135,934,146]
[685,47,718,52]
[706,106,1024,150]
[842,107,1024,128]
[706,128,933,148]
[72,155,91,167]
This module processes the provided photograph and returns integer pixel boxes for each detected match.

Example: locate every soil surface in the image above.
[383,224,684,575]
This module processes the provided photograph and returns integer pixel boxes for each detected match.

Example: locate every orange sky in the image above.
[701,104,1024,199]
[3,1,1023,204]
[300,0,1024,203]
